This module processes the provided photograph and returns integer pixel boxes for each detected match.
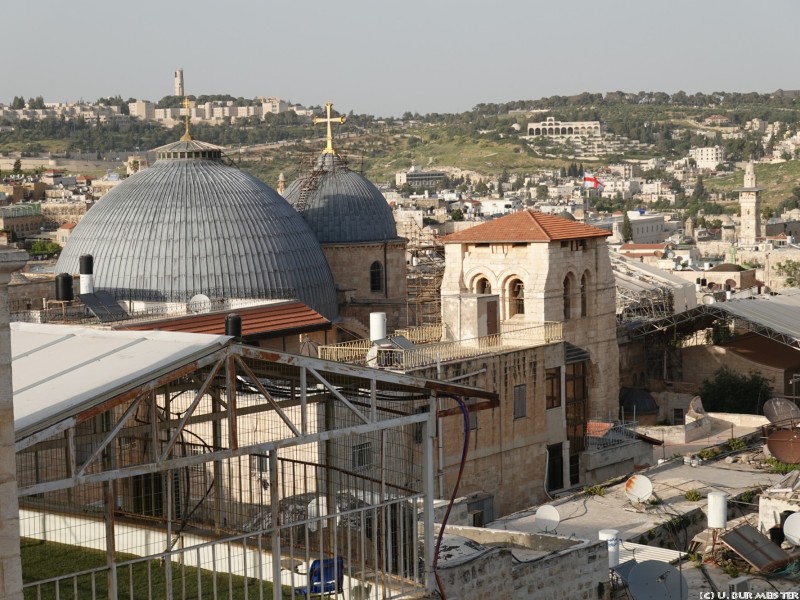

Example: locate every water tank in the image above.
[370,312,387,342]
[707,492,727,529]
[55,273,73,302]
[79,254,94,294]
[599,529,620,568]
[695,277,701,292]
[225,313,242,339]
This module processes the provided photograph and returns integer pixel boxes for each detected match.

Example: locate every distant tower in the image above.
[684,215,694,239]
[736,160,762,246]
[174,68,184,97]
[277,172,286,195]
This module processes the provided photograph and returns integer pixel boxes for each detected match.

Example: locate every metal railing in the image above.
[319,322,562,370]
[584,419,638,451]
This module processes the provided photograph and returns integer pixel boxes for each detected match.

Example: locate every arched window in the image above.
[370,261,384,293]
[509,278,524,316]
[476,277,491,294]
[563,274,573,320]
[580,272,589,317]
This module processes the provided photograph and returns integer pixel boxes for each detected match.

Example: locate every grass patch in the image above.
[706,160,800,207]
[21,538,294,600]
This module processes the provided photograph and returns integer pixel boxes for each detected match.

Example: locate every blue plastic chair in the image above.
[294,557,344,597]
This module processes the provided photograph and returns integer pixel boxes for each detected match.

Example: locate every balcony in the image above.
[319,322,563,371]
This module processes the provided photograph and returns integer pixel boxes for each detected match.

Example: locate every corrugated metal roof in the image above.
[617,542,686,566]
[118,300,330,338]
[712,294,800,344]
[285,157,400,244]
[55,153,338,319]
[12,322,229,438]
[442,210,611,244]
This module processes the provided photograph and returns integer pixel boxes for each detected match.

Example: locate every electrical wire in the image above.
[432,394,469,600]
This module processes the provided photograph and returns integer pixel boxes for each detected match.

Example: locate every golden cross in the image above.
[313,101,346,154]
[181,97,193,141]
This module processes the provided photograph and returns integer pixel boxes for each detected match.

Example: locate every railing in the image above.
[319,322,563,370]
[584,419,638,451]
[387,323,444,344]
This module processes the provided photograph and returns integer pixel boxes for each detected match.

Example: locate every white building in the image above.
[688,146,724,170]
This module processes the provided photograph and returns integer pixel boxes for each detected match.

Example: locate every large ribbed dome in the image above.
[56,139,338,318]
[285,154,399,244]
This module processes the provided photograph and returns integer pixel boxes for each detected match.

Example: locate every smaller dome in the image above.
[558,211,576,221]
[285,154,399,244]
[709,263,745,272]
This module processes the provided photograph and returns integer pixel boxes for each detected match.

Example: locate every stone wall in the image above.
[436,541,609,599]
[681,345,787,395]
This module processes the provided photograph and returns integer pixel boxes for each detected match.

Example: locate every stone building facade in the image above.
[439,211,621,495]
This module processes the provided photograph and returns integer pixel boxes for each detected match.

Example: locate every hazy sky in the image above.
[11,0,798,117]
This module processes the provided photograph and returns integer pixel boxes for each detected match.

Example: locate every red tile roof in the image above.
[58,223,77,230]
[117,301,330,339]
[442,210,611,243]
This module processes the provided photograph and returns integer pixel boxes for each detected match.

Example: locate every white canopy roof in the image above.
[11,322,230,438]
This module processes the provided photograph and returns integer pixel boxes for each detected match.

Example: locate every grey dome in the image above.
[285,155,399,244]
[56,141,338,318]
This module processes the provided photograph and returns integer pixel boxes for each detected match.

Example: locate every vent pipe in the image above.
[79,254,94,294]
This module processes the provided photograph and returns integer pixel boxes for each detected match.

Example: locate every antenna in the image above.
[627,560,688,600]
[783,513,800,546]
[534,505,561,532]
[625,474,653,504]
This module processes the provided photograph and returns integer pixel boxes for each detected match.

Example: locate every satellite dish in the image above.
[783,513,800,546]
[701,294,715,305]
[627,560,688,600]
[188,293,211,314]
[534,505,561,532]
[674,264,682,271]
[625,474,653,504]
[766,429,800,464]
[763,398,800,427]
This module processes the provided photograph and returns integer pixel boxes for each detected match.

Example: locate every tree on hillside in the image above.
[12,159,21,174]
[11,96,25,109]
[698,366,771,415]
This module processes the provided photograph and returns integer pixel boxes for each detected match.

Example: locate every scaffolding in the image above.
[14,336,496,600]
[404,219,444,327]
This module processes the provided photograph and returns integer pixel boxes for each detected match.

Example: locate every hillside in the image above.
[705,161,800,207]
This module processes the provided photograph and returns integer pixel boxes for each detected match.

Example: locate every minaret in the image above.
[736,160,762,246]
[174,68,184,97]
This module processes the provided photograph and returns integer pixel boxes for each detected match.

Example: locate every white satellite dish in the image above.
[627,560,688,600]
[534,505,561,532]
[783,513,800,546]
[701,294,716,305]
[188,293,211,314]
[625,474,653,504]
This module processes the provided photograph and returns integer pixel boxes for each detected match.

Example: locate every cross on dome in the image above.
[314,101,346,155]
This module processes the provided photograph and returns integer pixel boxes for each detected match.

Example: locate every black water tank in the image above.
[225,314,242,339]
[79,254,93,275]
[55,273,73,301]
[700,278,707,287]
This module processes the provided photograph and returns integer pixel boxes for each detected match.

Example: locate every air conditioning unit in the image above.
[728,576,750,593]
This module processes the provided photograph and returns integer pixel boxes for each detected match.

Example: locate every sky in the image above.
[10,0,799,117]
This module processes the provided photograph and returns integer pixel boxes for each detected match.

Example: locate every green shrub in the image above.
[684,489,702,502]
[726,437,746,451]
[584,485,605,496]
